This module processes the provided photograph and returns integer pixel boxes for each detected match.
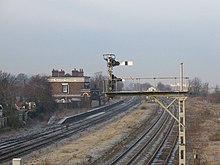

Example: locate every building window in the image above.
[62,83,69,93]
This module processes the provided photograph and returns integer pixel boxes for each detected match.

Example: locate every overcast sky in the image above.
[0,0,220,85]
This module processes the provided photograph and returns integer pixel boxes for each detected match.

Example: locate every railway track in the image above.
[99,99,179,165]
[145,112,178,164]
[0,97,140,164]
[147,103,179,165]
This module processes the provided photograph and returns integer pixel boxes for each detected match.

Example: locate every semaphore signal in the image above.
[103,53,133,92]
[120,61,133,66]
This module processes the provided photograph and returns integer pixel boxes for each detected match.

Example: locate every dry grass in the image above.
[186,97,220,165]
[24,102,154,165]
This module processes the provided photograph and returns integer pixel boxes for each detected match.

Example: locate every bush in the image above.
[140,106,147,110]
[28,106,43,118]
[27,106,53,121]
[5,110,20,128]
[27,109,38,119]
[202,108,211,117]
[209,130,220,141]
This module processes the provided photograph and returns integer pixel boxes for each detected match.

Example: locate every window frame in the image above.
[62,83,69,93]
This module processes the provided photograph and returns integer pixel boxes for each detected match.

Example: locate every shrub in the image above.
[202,108,211,117]
[27,106,44,119]
[5,110,20,128]
[140,106,147,110]
[209,130,220,141]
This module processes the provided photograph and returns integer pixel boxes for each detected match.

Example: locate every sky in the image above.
[0,0,220,86]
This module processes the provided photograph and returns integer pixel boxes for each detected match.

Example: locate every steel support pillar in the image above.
[179,97,187,165]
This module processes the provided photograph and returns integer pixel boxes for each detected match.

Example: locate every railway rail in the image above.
[93,99,179,165]
[144,111,178,164]
[0,97,140,164]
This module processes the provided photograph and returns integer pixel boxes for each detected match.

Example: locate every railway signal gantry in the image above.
[103,54,188,165]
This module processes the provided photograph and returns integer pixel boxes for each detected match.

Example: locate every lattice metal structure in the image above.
[103,55,188,165]
[179,63,187,165]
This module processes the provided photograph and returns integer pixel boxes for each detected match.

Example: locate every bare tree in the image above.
[0,71,19,128]
[0,71,17,109]
[157,82,171,91]
[189,77,202,96]
[14,73,29,104]
[200,82,209,98]
[90,73,107,92]
[23,75,55,113]
[209,85,220,103]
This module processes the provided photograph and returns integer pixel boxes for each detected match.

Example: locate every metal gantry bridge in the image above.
[103,54,188,165]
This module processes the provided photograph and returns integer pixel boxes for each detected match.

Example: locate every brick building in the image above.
[48,69,91,108]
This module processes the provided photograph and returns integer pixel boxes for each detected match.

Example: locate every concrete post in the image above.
[180,63,183,92]
[12,158,23,165]
[179,97,186,165]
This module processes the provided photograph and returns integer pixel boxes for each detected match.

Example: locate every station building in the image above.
[48,69,91,108]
